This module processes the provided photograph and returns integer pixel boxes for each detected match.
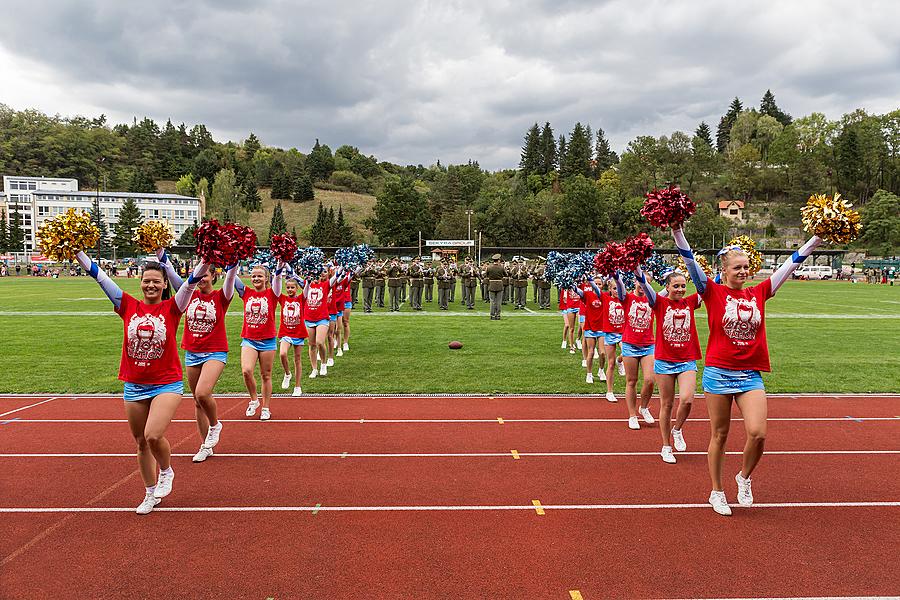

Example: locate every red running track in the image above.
[1,394,899,599]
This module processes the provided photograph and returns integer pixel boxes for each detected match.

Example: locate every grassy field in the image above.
[0,277,898,394]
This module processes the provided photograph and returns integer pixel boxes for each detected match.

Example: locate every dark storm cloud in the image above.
[1,0,898,169]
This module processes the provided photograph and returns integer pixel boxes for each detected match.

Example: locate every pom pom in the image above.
[674,255,713,278]
[619,270,636,291]
[801,192,862,244]
[195,221,258,267]
[269,233,298,263]
[642,252,669,284]
[295,246,326,277]
[620,233,654,271]
[545,251,572,285]
[226,224,258,261]
[641,186,696,228]
[37,208,100,261]
[547,251,595,289]
[250,250,276,271]
[133,220,174,253]
[593,242,624,277]
[726,235,763,276]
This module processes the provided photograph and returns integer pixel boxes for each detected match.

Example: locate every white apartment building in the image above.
[2,175,201,254]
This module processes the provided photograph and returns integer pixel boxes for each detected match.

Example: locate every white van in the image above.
[793,265,834,280]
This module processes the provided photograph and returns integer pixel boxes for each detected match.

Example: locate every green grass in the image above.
[0,277,898,394]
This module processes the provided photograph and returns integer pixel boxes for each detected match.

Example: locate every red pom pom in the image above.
[224,224,258,262]
[195,221,257,267]
[593,241,624,276]
[641,186,696,229]
[620,233,654,271]
[269,233,298,263]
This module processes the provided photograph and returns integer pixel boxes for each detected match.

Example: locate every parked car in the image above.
[793,265,834,280]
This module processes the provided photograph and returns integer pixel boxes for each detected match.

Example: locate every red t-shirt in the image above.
[701,279,773,371]
[181,289,231,353]
[342,275,353,303]
[240,288,277,340]
[278,294,308,339]
[115,294,183,385]
[600,292,625,334]
[580,285,603,332]
[558,289,576,311]
[332,278,347,311]
[622,293,655,346]
[304,280,331,322]
[652,293,702,362]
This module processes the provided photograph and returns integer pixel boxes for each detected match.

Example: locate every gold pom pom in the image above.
[134,220,174,253]
[674,255,713,277]
[727,235,763,276]
[801,193,862,244]
[37,209,100,261]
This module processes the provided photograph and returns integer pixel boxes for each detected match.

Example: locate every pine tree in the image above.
[306,139,335,181]
[267,202,288,244]
[539,122,557,175]
[113,197,144,254]
[178,220,198,245]
[244,132,261,159]
[89,198,111,258]
[128,168,157,193]
[519,123,542,175]
[8,205,26,254]
[309,202,327,245]
[241,178,262,212]
[324,207,337,245]
[557,135,568,175]
[716,97,743,153]
[695,122,714,148]
[292,171,315,202]
[0,208,8,251]
[563,123,593,179]
[336,205,354,245]
[270,168,291,200]
[759,89,792,127]
[593,127,619,175]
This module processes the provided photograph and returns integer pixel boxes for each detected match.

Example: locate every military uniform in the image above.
[530,263,539,303]
[448,263,457,303]
[375,262,386,308]
[423,263,434,302]
[400,264,408,303]
[409,260,424,310]
[361,263,376,312]
[513,261,529,309]
[350,275,360,306]
[485,255,507,320]
[436,263,452,310]
[535,263,552,309]
[502,265,511,305]
[461,260,478,309]
[387,260,402,311]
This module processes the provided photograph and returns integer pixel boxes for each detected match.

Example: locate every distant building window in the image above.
[730,208,738,215]
[38,206,49,216]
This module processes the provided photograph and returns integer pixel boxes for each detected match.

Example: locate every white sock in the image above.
[146,485,156,494]
[159,467,173,477]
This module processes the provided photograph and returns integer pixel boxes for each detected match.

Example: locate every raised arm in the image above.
[222,264,238,300]
[271,262,285,297]
[75,251,123,310]
[234,275,247,298]
[634,266,657,307]
[572,284,585,298]
[174,260,209,312]
[588,279,603,298]
[770,235,822,293]
[672,227,708,294]
[613,272,626,302]
[156,248,184,290]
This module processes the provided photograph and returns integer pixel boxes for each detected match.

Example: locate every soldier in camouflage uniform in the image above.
[408,257,424,310]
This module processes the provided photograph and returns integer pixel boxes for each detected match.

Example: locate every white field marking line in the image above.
[9,417,900,424]
[782,297,895,313]
[522,306,536,314]
[1,501,899,513]
[0,398,58,419]
[3,450,898,458]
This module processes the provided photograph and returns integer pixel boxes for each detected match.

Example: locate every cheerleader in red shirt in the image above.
[599,278,626,403]
[304,266,342,378]
[635,266,701,464]
[157,251,237,463]
[332,271,349,358]
[340,271,354,352]
[558,288,578,353]
[278,271,307,396]
[235,263,283,420]
[572,276,604,384]
[614,272,656,430]
[75,250,208,514]
[673,226,823,515]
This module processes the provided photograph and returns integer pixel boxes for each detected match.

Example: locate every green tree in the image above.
[684,202,732,249]
[760,89,792,127]
[292,171,315,202]
[89,197,111,258]
[192,148,219,183]
[556,174,609,246]
[178,220,198,245]
[306,139,335,181]
[128,168,157,193]
[270,167,292,200]
[539,122,557,175]
[562,122,592,179]
[324,207,337,245]
[695,122,714,148]
[175,173,196,197]
[7,206,25,254]
[336,205,354,245]
[309,202,328,245]
[0,209,8,251]
[716,97,743,153]
[519,123,542,176]
[113,197,143,255]
[208,168,247,223]
[366,177,434,246]
[860,189,900,254]
[267,201,288,244]
[727,143,761,200]
[557,135,567,173]
[244,132,261,159]
[241,177,262,212]
[593,127,618,175]
[618,135,661,195]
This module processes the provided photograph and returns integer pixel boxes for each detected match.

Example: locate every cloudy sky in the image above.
[2,0,899,170]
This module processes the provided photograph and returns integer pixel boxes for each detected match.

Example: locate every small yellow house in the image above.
[718,200,744,222]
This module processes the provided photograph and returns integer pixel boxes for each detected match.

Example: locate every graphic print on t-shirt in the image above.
[127,313,167,361]
[722,295,761,342]
[186,298,217,334]
[663,306,691,343]
[283,300,302,326]
[628,301,651,330]
[306,286,324,309]
[608,301,624,326]
[245,296,270,325]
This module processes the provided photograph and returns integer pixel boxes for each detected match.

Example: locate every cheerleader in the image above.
[157,251,236,463]
[340,270,354,352]
[235,263,283,420]
[305,266,342,377]
[614,272,656,429]
[572,276,604,384]
[332,270,350,357]
[673,226,822,515]
[635,266,700,464]
[599,278,626,403]
[278,270,307,396]
[75,251,208,514]
[559,288,577,353]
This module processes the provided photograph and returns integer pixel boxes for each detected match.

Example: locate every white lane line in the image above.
[7,417,900,423]
[2,450,897,458]
[1,501,898,513]
[0,398,58,419]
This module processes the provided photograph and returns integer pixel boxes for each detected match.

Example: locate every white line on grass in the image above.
[1,501,898,513]
[0,398,57,419]
[7,417,900,424]
[2,450,897,458]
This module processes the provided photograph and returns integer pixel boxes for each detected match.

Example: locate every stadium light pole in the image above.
[465,209,474,256]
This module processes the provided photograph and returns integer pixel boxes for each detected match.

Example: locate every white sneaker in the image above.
[735,472,753,506]
[192,446,214,463]
[320,364,328,376]
[672,428,686,452]
[593,349,599,359]
[661,446,676,464]
[597,369,607,382]
[260,408,271,421]
[640,407,655,424]
[281,373,292,390]
[585,373,594,384]
[245,399,260,417]
[336,348,344,357]
[581,359,587,368]
[204,422,222,448]
[136,492,161,515]
[605,392,617,403]
[576,339,583,350]
[327,358,335,367]
[561,340,567,349]
[709,490,732,516]
[569,348,576,354]
[627,416,640,430]
[292,386,303,397]
[342,342,349,351]
[154,469,174,498]
[616,360,625,376]
[309,368,318,379]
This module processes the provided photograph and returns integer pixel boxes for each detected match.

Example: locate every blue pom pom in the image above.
[250,250,276,271]
[643,253,669,284]
[293,246,326,277]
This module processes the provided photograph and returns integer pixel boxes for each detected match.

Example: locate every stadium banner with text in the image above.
[426,240,475,247]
